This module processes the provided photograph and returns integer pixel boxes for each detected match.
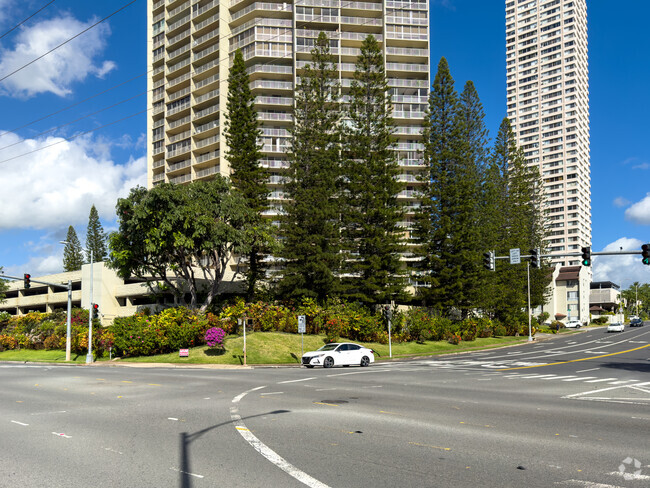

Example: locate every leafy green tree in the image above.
[63,225,85,271]
[224,48,272,301]
[85,204,107,263]
[340,34,406,308]
[108,178,252,311]
[412,57,479,316]
[276,32,342,302]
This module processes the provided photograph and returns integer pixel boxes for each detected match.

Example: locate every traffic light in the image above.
[23,273,31,289]
[483,251,495,271]
[92,303,99,319]
[581,246,591,266]
[642,244,650,266]
[530,248,540,269]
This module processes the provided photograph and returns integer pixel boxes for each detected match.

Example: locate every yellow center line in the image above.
[313,402,339,407]
[380,410,400,415]
[500,344,650,371]
[148,383,161,386]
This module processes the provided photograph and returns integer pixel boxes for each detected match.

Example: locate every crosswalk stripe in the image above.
[584,378,618,383]
[563,377,597,382]
[540,376,576,380]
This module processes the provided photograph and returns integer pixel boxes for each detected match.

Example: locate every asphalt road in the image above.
[1,324,648,488]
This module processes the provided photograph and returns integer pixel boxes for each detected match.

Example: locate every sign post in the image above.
[298,315,306,361]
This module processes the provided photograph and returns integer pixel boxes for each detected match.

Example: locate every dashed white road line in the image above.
[576,368,600,373]
[11,420,28,426]
[563,377,597,382]
[584,378,617,383]
[278,377,315,384]
[170,467,204,479]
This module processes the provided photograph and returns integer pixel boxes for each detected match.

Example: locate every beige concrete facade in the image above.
[147,0,429,248]
[505,0,591,268]
[537,265,590,324]
[0,263,240,324]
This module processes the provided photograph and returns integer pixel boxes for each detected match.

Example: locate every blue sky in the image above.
[0,0,648,288]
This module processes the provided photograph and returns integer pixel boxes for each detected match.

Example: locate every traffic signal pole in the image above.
[0,272,73,361]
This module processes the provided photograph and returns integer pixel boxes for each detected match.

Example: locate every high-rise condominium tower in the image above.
[505,0,590,267]
[147,0,429,231]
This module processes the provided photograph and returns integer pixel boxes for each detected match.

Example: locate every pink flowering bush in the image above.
[205,327,226,347]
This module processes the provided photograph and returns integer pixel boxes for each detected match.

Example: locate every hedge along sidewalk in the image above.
[0,331,573,368]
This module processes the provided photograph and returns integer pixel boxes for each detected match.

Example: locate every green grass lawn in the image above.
[0,333,529,365]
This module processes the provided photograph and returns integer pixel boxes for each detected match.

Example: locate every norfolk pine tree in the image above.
[225,49,272,301]
[86,205,107,262]
[341,34,406,308]
[488,118,549,322]
[63,225,84,271]
[277,32,342,302]
[456,80,489,315]
[412,58,474,315]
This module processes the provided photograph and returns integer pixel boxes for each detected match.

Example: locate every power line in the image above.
[0,107,150,165]
[0,91,146,152]
[0,0,56,41]
[0,71,147,139]
[0,0,139,84]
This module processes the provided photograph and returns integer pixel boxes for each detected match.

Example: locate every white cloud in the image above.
[592,237,650,289]
[0,131,146,231]
[624,193,650,225]
[0,15,116,98]
[613,197,630,208]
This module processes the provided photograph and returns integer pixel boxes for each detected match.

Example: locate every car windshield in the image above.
[318,344,340,351]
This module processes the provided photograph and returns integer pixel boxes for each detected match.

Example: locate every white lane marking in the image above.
[233,386,266,404]
[608,380,640,385]
[231,386,330,488]
[576,368,600,373]
[608,470,650,481]
[563,377,597,382]
[556,480,625,487]
[103,447,123,455]
[52,432,71,438]
[515,374,557,379]
[11,420,29,426]
[168,417,178,421]
[278,377,316,384]
[170,467,204,479]
[260,392,284,396]
[541,376,577,380]
[315,388,337,391]
[584,378,618,383]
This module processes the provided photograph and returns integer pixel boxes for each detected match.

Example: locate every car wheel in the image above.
[323,356,334,368]
[360,356,370,367]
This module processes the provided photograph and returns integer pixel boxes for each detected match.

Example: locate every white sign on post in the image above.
[298,315,306,333]
[509,248,521,265]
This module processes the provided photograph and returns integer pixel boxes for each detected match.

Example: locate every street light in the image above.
[61,241,94,363]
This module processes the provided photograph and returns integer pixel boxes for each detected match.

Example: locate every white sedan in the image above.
[607,322,625,333]
[302,342,375,368]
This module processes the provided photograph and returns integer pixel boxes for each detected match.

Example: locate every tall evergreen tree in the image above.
[225,48,271,301]
[276,32,342,302]
[458,80,491,312]
[86,205,107,262]
[487,118,549,321]
[340,34,406,308]
[63,225,84,271]
[412,57,478,316]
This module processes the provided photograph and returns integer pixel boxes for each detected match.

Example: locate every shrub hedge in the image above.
[0,299,524,359]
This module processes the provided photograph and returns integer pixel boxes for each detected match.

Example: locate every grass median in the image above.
[0,332,529,365]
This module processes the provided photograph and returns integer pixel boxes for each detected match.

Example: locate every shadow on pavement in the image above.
[178,409,291,488]
[601,361,650,374]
